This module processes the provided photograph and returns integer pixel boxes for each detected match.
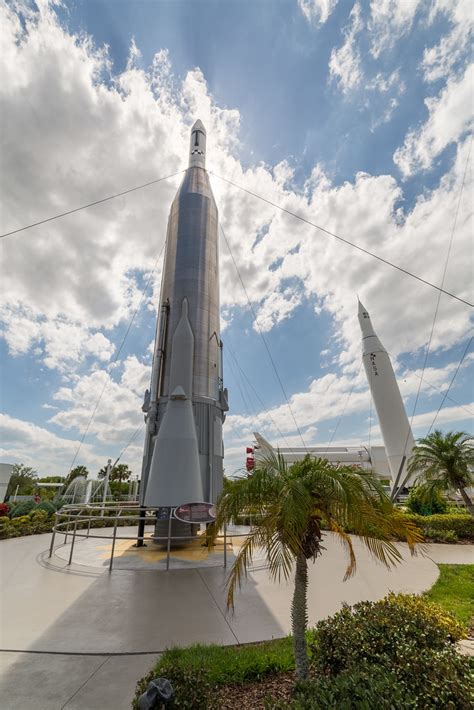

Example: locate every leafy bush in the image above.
[310,593,465,677]
[0,511,54,538]
[29,509,54,533]
[401,512,474,541]
[273,650,473,709]
[10,515,34,536]
[0,503,10,517]
[35,501,56,516]
[288,594,472,710]
[10,500,36,518]
[424,527,458,543]
[406,486,448,515]
[134,665,212,710]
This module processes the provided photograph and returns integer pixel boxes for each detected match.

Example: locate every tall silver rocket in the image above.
[140,120,228,511]
[358,300,415,491]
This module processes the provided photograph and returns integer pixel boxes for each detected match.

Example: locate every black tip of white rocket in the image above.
[189,119,206,168]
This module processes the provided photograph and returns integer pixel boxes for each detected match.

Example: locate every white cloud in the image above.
[410,402,474,434]
[0,306,115,371]
[369,0,422,59]
[1,2,472,476]
[0,413,103,477]
[394,64,473,176]
[50,356,150,446]
[329,2,363,93]
[422,0,473,82]
[298,0,339,25]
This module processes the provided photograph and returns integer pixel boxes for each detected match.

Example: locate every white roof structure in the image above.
[252,433,391,480]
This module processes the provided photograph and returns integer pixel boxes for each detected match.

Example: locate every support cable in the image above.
[225,335,297,453]
[397,361,474,419]
[209,171,473,309]
[0,171,184,239]
[426,336,473,436]
[66,242,166,475]
[220,224,308,450]
[111,423,146,469]
[391,141,471,499]
[321,361,363,457]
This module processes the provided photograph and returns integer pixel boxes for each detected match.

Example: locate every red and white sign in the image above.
[174,502,216,524]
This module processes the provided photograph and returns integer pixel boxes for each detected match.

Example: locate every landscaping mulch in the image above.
[212,671,295,709]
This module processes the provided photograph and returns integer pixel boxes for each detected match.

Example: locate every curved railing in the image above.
[49,503,245,571]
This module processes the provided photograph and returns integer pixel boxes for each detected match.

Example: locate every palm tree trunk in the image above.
[459,487,474,517]
[291,552,309,681]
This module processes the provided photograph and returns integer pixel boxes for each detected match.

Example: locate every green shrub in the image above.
[310,593,465,677]
[10,501,36,518]
[401,512,474,541]
[272,651,473,709]
[133,665,212,710]
[29,510,54,533]
[0,511,54,537]
[406,486,448,515]
[424,527,458,543]
[9,515,33,536]
[0,518,13,539]
[35,501,56,516]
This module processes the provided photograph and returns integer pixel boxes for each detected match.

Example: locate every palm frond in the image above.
[330,520,357,580]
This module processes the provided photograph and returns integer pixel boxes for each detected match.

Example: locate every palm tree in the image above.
[408,431,474,517]
[212,454,422,681]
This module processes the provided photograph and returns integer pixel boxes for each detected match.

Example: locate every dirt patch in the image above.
[212,671,295,709]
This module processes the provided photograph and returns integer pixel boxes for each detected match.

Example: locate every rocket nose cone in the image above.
[358,299,376,337]
[192,119,206,133]
[358,298,370,321]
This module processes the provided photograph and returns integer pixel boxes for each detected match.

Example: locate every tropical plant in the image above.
[98,463,132,499]
[212,454,422,680]
[406,484,448,515]
[64,465,89,488]
[408,431,474,517]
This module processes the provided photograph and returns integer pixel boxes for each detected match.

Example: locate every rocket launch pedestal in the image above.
[140,120,228,542]
[358,300,415,493]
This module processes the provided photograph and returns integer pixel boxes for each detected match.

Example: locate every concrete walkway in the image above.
[0,529,470,709]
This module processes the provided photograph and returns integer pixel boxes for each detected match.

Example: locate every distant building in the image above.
[248,433,392,484]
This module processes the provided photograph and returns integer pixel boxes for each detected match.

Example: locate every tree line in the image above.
[5,462,135,500]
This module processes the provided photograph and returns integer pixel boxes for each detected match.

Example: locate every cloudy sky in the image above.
[1,0,472,479]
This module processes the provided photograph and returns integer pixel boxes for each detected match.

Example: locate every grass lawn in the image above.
[152,637,295,685]
[424,564,474,629]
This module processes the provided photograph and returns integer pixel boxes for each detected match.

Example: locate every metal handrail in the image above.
[49,504,247,571]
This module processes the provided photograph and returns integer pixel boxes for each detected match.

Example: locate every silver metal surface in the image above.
[140,120,228,510]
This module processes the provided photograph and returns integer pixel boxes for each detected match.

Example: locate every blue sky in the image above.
[0,0,472,477]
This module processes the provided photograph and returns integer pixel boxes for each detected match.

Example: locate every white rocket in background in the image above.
[358,299,415,492]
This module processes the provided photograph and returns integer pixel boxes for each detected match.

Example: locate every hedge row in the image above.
[0,505,142,539]
[402,512,474,542]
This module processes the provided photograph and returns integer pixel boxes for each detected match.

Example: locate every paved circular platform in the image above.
[53,525,253,570]
[4,529,471,710]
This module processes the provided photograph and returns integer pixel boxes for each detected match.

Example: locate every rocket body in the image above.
[141,121,228,508]
[358,300,415,490]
